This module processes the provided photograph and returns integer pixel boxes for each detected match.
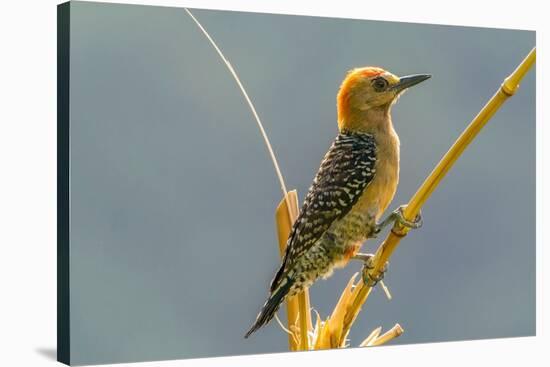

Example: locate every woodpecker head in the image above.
[337,66,430,131]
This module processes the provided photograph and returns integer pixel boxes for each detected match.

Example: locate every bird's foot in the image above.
[393,205,423,229]
[353,253,389,287]
[373,205,423,236]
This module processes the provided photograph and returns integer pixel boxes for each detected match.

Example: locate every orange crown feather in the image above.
[337,67,385,129]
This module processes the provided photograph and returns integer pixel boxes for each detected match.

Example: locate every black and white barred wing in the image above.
[270,132,377,292]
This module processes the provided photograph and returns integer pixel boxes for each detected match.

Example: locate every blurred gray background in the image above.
[68,1,535,365]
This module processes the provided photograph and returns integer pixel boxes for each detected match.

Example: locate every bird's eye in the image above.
[372,77,388,92]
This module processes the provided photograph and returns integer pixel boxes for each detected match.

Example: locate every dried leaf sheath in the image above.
[275,191,312,350]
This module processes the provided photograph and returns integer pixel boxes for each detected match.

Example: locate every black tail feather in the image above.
[244,277,294,338]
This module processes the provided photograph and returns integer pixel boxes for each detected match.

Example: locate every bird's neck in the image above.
[339,105,394,136]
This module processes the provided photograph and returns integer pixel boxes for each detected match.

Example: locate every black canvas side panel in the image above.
[57,2,70,365]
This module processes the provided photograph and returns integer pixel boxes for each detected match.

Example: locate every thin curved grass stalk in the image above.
[337,47,536,345]
[184,8,290,208]
[184,9,312,350]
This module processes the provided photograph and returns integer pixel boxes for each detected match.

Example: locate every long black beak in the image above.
[391,74,431,92]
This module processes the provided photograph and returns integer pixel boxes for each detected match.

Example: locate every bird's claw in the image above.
[372,205,423,238]
[360,257,389,287]
[393,205,423,230]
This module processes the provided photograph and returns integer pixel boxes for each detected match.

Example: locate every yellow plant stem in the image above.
[275,190,312,350]
[370,324,404,347]
[339,47,536,344]
[359,326,382,347]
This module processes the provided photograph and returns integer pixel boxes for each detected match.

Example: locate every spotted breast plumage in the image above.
[244,131,388,339]
[272,132,378,291]
[245,66,430,338]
